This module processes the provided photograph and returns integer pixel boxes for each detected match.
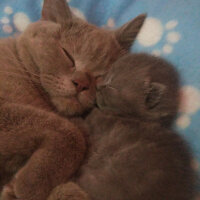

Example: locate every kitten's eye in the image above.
[62,48,75,67]
[96,74,104,79]
[95,75,102,80]
[95,75,104,85]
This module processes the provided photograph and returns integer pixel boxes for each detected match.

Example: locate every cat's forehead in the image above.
[74,59,110,77]
[61,25,123,76]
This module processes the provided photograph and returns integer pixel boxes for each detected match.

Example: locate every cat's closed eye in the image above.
[61,47,75,68]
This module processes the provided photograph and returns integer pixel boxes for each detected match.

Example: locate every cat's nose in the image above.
[72,80,89,92]
[72,71,90,93]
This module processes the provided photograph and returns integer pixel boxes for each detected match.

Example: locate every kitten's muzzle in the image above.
[96,91,106,108]
[96,81,106,91]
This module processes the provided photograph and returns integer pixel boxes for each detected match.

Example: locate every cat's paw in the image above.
[1,180,18,200]
[48,182,90,200]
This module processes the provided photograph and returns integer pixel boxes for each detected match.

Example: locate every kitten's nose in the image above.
[96,77,106,90]
[96,82,106,90]
[72,71,90,93]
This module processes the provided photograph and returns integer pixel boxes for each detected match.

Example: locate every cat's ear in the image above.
[42,0,72,24]
[115,14,146,50]
[145,81,166,109]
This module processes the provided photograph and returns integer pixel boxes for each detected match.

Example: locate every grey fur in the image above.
[77,54,196,200]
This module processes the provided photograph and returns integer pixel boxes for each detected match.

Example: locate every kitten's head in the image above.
[97,53,180,125]
[17,0,146,116]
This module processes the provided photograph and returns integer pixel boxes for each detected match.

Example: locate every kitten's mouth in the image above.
[96,91,106,109]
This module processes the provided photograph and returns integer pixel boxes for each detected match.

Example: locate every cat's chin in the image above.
[51,95,95,117]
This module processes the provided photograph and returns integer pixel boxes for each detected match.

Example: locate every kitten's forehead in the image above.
[110,58,148,79]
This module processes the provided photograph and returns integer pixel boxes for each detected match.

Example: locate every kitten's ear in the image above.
[145,82,166,109]
[115,14,146,50]
[42,0,72,24]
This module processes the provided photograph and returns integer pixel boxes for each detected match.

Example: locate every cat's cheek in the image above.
[78,91,95,109]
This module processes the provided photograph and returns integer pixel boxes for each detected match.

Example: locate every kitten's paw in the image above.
[48,182,90,200]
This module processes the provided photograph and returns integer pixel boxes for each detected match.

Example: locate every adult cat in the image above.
[49,53,196,200]
[0,0,146,200]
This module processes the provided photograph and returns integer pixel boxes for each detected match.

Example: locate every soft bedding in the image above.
[0,0,199,195]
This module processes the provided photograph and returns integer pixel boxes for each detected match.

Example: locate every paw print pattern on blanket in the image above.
[0,2,85,35]
[177,86,200,129]
[137,17,181,56]
[1,6,13,34]
[13,13,31,32]
[0,5,31,35]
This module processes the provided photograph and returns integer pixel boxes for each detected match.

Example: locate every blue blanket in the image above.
[0,0,199,194]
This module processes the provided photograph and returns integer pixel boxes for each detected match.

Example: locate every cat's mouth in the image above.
[51,91,95,116]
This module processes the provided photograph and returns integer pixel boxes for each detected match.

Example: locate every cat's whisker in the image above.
[42,74,55,81]
[26,71,40,78]
[0,71,41,83]
[14,68,40,78]
[42,75,62,85]
[42,78,55,85]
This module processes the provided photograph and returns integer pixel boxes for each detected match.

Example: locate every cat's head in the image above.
[97,53,180,125]
[17,0,146,116]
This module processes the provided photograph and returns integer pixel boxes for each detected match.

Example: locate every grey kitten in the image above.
[0,0,146,199]
[50,53,196,200]
[78,53,196,200]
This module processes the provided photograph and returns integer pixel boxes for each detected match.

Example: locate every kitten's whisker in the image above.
[107,85,117,91]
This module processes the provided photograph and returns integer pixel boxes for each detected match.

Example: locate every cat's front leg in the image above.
[0,103,87,200]
[1,129,86,200]
[1,178,17,200]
